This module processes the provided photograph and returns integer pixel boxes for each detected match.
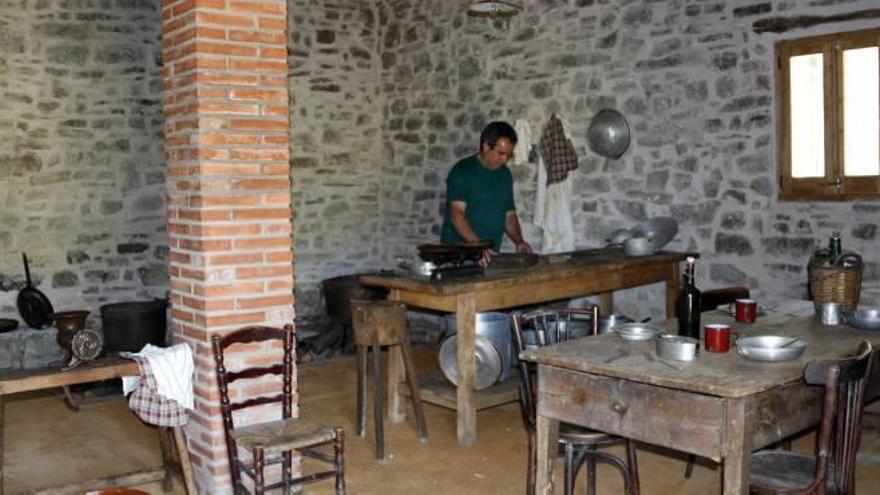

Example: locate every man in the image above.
[440,121,533,261]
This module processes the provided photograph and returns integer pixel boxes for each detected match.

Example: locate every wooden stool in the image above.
[352,300,427,460]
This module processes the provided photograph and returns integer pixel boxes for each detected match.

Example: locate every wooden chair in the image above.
[749,341,874,495]
[351,300,428,461]
[212,325,345,494]
[512,307,640,495]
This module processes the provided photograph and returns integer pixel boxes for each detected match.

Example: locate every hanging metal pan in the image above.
[587,109,631,159]
[16,253,55,329]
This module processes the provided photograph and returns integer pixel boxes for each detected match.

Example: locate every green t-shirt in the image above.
[440,155,516,251]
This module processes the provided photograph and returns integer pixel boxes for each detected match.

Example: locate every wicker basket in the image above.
[809,251,863,312]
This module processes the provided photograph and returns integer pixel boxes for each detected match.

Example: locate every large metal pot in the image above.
[440,312,513,390]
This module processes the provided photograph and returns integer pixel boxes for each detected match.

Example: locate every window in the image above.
[776,28,880,200]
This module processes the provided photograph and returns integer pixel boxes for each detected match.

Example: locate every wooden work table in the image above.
[522,312,880,495]
[361,249,693,446]
[0,357,193,494]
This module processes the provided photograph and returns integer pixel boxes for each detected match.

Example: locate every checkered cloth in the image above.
[123,355,189,427]
[540,115,578,184]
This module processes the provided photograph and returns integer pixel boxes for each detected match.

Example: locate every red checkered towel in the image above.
[540,115,578,184]
[122,354,189,427]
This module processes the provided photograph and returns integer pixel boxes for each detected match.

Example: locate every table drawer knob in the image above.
[611,401,628,415]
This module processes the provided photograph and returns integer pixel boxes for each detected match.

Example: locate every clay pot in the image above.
[54,310,90,352]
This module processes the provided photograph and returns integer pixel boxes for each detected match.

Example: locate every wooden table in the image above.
[0,357,194,494]
[361,249,692,446]
[521,312,880,495]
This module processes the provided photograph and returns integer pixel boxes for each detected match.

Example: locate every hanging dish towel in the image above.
[540,115,578,184]
[538,114,577,253]
[122,343,194,426]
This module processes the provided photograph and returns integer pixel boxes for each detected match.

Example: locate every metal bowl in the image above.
[735,335,807,362]
[438,335,502,391]
[587,109,631,159]
[599,314,635,334]
[614,322,662,341]
[656,334,699,361]
[846,307,880,331]
[606,228,632,246]
[623,236,656,257]
[631,217,679,251]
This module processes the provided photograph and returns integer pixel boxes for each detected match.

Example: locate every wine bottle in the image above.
[829,232,842,265]
[677,257,702,339]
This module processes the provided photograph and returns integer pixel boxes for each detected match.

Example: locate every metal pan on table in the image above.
[16,253,55,329]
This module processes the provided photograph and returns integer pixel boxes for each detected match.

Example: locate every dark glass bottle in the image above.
[677,257,702,339]
[829,232,842,264]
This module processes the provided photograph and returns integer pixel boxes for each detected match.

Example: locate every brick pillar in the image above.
[161,1,293,491]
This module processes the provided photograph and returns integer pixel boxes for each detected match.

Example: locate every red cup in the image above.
[735,299,757,324]
[704,324,732,353]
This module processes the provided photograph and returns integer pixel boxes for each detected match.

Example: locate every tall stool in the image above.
[352,300,428,460]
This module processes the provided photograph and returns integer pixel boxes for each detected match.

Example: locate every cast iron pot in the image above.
[16,253,54,329]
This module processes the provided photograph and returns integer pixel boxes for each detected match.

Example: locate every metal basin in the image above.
[845,307,880,331]
[614,322,662,341]
[736,336,807,362]
[587,109,630,159]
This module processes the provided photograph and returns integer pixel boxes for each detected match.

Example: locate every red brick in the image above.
[194,282,265,297]
[190,194,262,207]
[232,208,291,220]
[201,312,266,327]
[208,252,263,265]
[231,178,289,190]
[230,1,285,15]
[259,47,286,59]
[258,17,286,31]
[190,223,262,236]
[235,237,290,250]
[196,11,255,28]
[230,88,286,101]
[178,209,234,222]
[228,30,286,44]
[229,118,288,131]
[237,294,294,310]
[196,42,257,57]
[230,149,288,161]
[236,265,293,279]
[178,238,233,252]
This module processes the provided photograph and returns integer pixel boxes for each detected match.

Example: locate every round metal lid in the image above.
[438,335,502,391]
[587,109,631,159]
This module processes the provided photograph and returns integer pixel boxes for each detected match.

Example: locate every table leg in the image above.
[456,294,476,446]
[722,399,749,495]
[534,411,559,495]
[666,261,680,318]
[0,395,4,495]
[599,292,613,315]
[387,289,405,423]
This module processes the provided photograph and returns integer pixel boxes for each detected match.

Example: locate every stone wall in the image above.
[372,0,880,319]
[288,0,390,314]
[0,0,167,322]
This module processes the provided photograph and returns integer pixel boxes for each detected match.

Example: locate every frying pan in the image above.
[16,253,54,329]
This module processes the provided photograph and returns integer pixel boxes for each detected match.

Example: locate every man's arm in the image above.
[449,201,483,242]
[505,210,533,254]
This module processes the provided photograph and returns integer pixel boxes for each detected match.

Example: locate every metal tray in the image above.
[735,335,807,362]
[614,322,662,342]
[438,335,501,391]
[845,307,880,331]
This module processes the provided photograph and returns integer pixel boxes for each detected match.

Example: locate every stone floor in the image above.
[4,344,880,494]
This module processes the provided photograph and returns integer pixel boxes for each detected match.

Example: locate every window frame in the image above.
[776,27,880,201]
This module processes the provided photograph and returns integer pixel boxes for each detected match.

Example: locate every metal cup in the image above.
[818,302,844,326]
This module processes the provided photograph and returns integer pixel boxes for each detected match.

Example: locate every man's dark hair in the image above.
[480,121,518,149]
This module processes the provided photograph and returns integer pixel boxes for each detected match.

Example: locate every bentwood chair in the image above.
[512,307,640,495]
[749,341,874,495]
[212,324,346,494]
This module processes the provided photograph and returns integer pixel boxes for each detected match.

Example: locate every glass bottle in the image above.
[677,257,702,339]
[829,232,842,265]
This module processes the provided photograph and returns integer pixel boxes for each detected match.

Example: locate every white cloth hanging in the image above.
[513,119,532,165]
[537,114,576,254]
[122,343,195,410]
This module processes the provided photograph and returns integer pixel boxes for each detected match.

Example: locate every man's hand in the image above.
[478,249,496,268]
[515,241,533,254]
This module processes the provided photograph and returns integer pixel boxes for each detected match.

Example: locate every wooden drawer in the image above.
[538,365,724,460]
